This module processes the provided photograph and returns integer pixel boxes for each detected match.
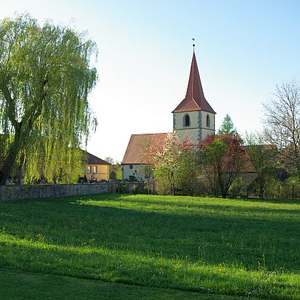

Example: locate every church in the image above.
[121,50,216,181]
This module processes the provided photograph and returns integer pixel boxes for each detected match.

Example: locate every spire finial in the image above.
[192,38,195,53]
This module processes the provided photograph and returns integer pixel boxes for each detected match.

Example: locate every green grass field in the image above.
[0,194,300,299]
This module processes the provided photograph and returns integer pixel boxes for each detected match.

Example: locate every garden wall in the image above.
[0,183,118,201]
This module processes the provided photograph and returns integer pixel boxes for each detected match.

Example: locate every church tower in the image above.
[172,50,216,144]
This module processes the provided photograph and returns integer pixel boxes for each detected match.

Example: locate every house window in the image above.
[206,114,210,128]
[183,114,190,127]
[93,166,97,174]
[87,166,91,174]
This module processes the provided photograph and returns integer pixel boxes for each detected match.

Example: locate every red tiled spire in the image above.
[172,52,216,114]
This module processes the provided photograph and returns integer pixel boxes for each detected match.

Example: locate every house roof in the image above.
[122,133,167,164]
[172,52,216,114]
[83,151,111,165]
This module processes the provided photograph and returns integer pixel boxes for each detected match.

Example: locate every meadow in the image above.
[0,193,300,299]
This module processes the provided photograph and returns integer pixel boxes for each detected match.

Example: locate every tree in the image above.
[0,15,98,185]
[107,158,122,181]
[152,133,181,195]
[105,157,115,165]
[217,114,238,135]
[199,134,245,198]
[244,132,278,198]
[109,170,117,180]
[105,157,116,180]
[145,133,199,195]
[175,146,199,195]
[263,80,300,180]
[116,165,122,180]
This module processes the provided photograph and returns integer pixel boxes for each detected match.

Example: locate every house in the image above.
[83,151,111,181]
[122,49,216,180]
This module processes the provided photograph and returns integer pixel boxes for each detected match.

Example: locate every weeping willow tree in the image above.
[0,14,98,185]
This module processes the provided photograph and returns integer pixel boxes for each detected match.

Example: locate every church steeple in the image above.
[172,52,215,114]
[172,49,216,143]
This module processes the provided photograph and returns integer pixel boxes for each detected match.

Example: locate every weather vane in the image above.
[192,38,195,52]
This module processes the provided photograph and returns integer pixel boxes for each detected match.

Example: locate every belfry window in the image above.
[183,114,190,127]
[206,114,210,128]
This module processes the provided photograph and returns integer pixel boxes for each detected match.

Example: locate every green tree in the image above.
[150,133,199,195]
[109,162,122,181]
[0,15,98,185]
[245,132,278,198]
[109,170,116,180]
[175,147,199,195]
[105,157,115,165]
[116,166,122,180]
[199,134,245,198]
[217,114,238,135]
[105,158,123,181]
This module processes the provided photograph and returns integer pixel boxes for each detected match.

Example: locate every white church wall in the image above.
[122,164,147,181]
[173,111,200,144]
[173,111,199,130]
[175,128,199,143]
[200,111,215,140]
[173,111,216,143]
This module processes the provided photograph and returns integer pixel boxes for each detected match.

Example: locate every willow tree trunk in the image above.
[0,125,22,185]
[0,152,17,185]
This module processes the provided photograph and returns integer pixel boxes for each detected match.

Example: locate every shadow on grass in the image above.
[1,194,300,272]
[1,194,300,299]
[0,269,247,300]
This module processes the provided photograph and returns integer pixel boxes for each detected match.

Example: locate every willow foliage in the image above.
[0,14,98,184]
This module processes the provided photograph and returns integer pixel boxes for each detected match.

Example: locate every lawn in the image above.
[0,194,300,299]
[0,269,243,300]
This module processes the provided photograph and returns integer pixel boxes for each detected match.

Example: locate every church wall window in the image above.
[206,114,210,128]
[183,114,190,127]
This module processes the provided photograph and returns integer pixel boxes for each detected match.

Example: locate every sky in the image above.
[1,0,300,162]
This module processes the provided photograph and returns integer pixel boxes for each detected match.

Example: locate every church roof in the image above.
[172,52,216,114]
[122,133,167,164]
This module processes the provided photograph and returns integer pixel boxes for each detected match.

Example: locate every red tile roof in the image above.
[122,133,167,164]
[172,52,216,114]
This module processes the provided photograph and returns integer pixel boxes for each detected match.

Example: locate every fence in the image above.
[120,181,300,200]
[117,182,156,194]
[247,184,300,200]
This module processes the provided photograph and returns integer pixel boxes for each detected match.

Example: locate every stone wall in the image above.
[0,183,118,201]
